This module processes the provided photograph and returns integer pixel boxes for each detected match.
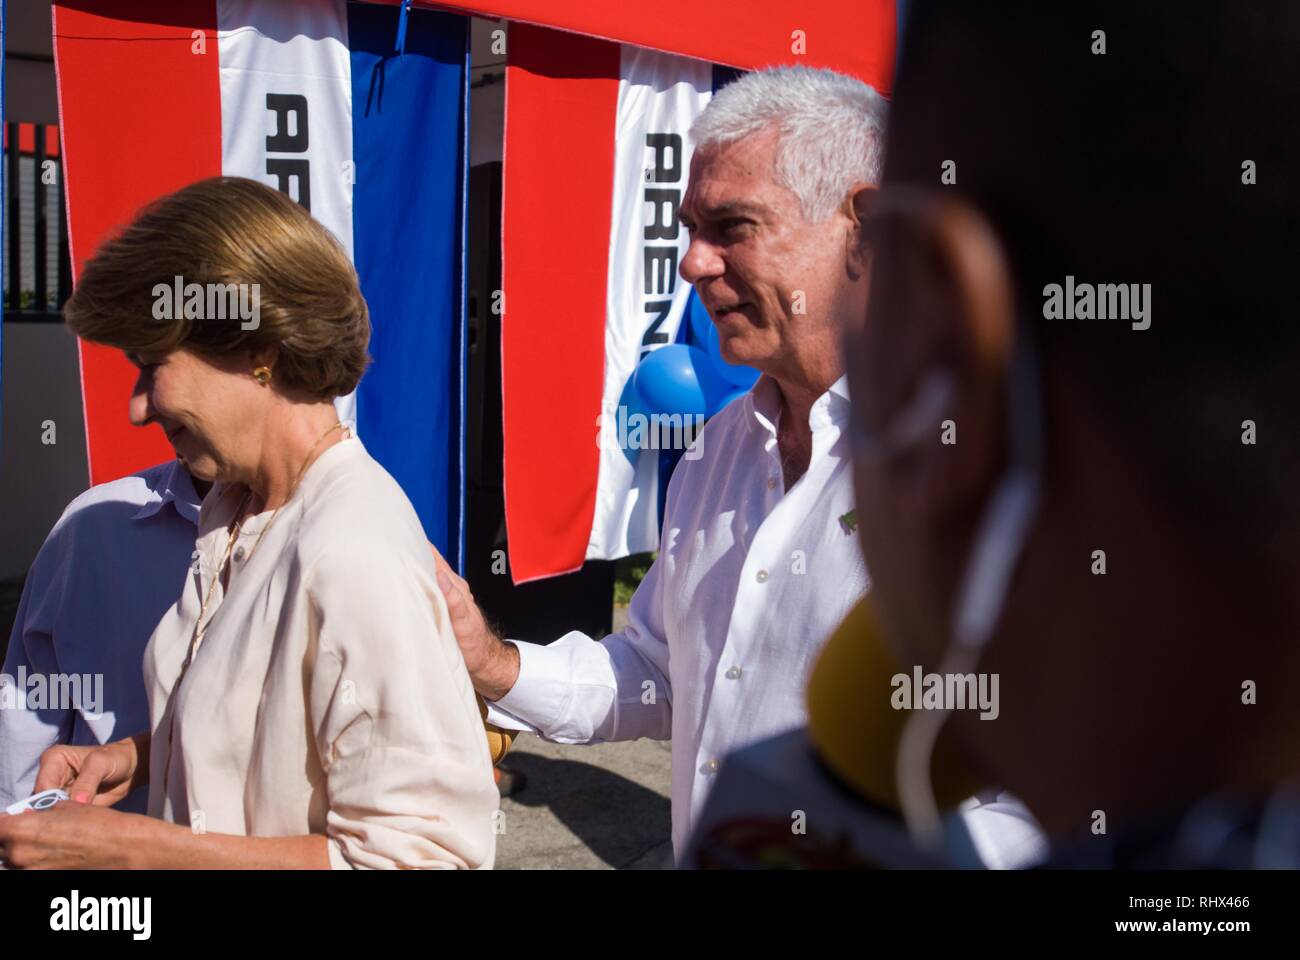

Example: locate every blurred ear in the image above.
[852,196,1016,529]
[931,201,1017,385]
[843,183,878,279]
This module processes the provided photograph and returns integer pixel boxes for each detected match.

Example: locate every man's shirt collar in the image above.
[747,373,851,436]
[130,459,202,526]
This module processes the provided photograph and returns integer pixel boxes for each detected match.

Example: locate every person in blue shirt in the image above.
[0,459,206,814]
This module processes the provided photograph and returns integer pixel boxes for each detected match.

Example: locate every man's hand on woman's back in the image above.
[430,547,521,702]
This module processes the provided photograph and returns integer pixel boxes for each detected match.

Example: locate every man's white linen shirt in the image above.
[489,375,867,857]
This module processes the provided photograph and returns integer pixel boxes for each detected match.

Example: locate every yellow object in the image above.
[477,693,516,766]
[806,598,983,811]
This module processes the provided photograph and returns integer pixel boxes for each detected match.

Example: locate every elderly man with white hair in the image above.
[437,66,1043,866]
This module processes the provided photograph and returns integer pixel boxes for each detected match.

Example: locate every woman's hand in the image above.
[34,732,148,807]
[0,802,141,869]
[0,801,331,870]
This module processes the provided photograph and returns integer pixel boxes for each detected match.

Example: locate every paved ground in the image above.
[494,732,674,870]
[493,608,676,869]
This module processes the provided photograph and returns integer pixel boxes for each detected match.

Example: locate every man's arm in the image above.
[435,552,674,744]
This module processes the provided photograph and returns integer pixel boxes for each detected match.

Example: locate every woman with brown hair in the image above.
[1,177,497,869]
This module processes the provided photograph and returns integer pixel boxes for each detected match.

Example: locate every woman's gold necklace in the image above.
[189,420,347,651]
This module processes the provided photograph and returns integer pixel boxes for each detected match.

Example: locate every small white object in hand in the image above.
[5,788,70,815]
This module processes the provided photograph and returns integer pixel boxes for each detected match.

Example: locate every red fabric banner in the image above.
[500,24,621,582]
[54,0,222,485]
[381,0,896,91]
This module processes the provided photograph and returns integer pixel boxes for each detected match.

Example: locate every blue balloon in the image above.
[613,374,645,464]
[685,291,714,349]
[704,320,761,389]
[634,344,730,418]
[716,386,752,413]
[694,349,735,413]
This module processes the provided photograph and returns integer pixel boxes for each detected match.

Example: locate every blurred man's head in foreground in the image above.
[849,0,1300,843]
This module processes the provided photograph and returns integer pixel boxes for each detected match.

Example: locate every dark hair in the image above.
[65,176,370,400]
[887,0,1300,539]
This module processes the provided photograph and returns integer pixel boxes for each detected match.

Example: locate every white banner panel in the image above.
[587,46,712,561]
[217,0,356,424]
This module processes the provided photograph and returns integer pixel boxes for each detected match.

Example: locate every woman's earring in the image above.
[252,366,272,386]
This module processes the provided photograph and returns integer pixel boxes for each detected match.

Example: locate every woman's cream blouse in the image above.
[144,436,498,869]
